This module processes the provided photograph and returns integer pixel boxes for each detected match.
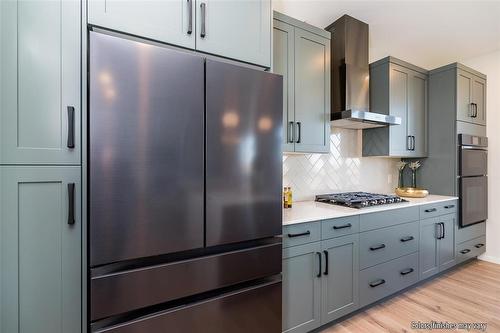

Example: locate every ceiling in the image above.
[273,0,500,69]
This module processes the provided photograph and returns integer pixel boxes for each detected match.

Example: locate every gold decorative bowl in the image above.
[395,187,429,198]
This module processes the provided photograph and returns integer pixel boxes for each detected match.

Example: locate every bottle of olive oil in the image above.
[287,187,293,208]
[283,187,289,209]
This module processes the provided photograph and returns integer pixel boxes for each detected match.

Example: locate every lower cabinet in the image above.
[419,214,456,280]
[0,166,81,333]
[283,242,322,333]
[321,235,359,323]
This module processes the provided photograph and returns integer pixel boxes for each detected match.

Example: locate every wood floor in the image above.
[320,260,500,333]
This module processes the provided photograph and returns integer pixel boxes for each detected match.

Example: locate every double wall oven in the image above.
[459,134,488,228]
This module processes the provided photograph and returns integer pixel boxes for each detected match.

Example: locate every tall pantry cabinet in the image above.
[0,1,83,332]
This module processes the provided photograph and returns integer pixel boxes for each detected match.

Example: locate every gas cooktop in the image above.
[315,192,407,209]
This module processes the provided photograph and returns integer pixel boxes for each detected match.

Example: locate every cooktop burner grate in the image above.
[315,192,407,209]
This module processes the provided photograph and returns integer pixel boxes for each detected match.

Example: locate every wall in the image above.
[461,50,500,264]
[283,127,399,201]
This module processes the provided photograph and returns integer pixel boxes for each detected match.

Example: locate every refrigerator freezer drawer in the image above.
[91,243,282,321]
[94,279,282,333]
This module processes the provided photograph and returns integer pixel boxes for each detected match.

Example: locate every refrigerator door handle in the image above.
[200,2,206,38]
[187,0,193,35]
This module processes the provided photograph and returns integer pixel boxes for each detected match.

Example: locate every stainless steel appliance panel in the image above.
[460,176,488,227]
[90,243,282,320]
[93,280,282,333]
[205,60,283,247]
[460,148,487,177]
[89,32,205,266]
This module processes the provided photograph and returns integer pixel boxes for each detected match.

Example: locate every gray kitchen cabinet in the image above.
[0,166,82,333]
[457,68,487,125]
[88,0,195,49]
[363,56,428,158]
[321,234,359,323]
[88,0,271,67]
[0,0,81,164]
[273,12,331,153]
[283,242,322,333]
[419,213,456,280]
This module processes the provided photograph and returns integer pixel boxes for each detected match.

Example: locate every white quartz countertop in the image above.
[283,195,458,226]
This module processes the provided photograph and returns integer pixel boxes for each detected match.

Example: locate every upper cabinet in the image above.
[88,0,272,68]
[0,0,81,164]
[456,67,487,125]
[363,57,428,158]
[273,11,331,154]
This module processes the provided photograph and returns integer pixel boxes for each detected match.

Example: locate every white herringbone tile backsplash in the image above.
[283,127,399,201]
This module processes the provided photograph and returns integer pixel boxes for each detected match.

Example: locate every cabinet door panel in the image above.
[419,217,439,280]
[472,76,486,125]
[88,0,195,49]
[408,71,428,157]
[273,20,295,152]
[283,243,322,333]
[321,235,359,323]
[457,70,473,123]
[1,0,81,164]
[0,166,81,333]
[439,214,456,271]
[293,29,330,153]
[196,0,271,67]
[389,65,409,155]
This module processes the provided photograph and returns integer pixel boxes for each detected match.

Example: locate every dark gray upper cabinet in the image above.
[456,67,487,125]
[273,11,331,154]
[1,0,81,164]
[363,56,428,158]
[88,0,272,68]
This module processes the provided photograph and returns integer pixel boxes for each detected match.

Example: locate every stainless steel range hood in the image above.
[325,15,401,129]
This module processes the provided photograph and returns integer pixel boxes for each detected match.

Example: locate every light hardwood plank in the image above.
[320,260,500,332]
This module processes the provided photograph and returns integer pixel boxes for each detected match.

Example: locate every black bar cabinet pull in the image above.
[288,121,294,143]
[425,208,437,213]
[369,279,386,288]
[316,252,322,278]
[470,103,475,117]
[473,103,478,118]
[475,243,484,248]
[287,231,310,238]
[400,268,414,276]
[67,106,75,149]
[200,2,206,38]
[323,250,329,275]
[412,136,416,151]
[444,205,455,209]
[187,0,193,34]
[400,236,414,242]
[370,244,386,251]
[67,183,75,225]
[441,222,445,239]
[333,223,352,230]
[460,249,471,254]
[296,122,301,143]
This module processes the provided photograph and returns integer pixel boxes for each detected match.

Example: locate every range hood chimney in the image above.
[325,15,401,129]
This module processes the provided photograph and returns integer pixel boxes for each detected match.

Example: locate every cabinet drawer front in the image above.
[283,222,321,248]
[420,200,457,219]
[359,207,419,232]
[456,221,486,244]
[322,216,359,240]
[359,221,419,269]
[359,253,418,307]
[457,235,486,264]
[95,280,282,333]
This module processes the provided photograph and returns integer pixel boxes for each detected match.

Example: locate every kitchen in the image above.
[0,1,499,333]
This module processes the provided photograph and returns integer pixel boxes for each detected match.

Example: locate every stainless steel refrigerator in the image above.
[88,31,283,332]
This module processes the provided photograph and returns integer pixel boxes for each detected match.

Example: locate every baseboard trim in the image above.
[478,255,500,264]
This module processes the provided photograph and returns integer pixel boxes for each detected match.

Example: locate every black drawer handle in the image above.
[67,183,75,225]
[444,205,455,209]
[67,106,75,149]
[323,250,329,275]
[460,249,471,254]
[333,223,352,230]
[400,236,414,242]
[475,243,484,249]
[316,252,322,278]
[287,231,310,238]
[400,268,414,276]
[369,279,386,288]
[424,208,437,213]
[370,244,386,251]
